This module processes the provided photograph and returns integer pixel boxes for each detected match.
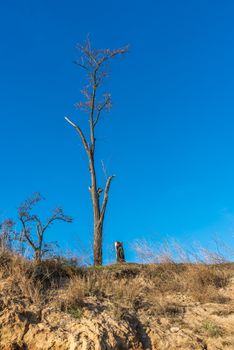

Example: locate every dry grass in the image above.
[0,251,233,321]
[0,252,78,308]
[133,238,234,264]
[53,262,233,318]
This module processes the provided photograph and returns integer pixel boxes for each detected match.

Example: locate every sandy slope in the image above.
[0,263,233,349]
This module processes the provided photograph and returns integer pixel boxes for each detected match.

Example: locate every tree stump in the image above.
[115,241,125,263]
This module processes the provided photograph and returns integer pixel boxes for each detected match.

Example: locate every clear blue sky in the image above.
[1,0,234,262]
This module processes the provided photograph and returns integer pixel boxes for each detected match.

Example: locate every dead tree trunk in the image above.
[115,241,125,263]
[65,40,127,266]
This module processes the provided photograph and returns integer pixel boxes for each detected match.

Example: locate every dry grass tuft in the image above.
[58,276,85,312]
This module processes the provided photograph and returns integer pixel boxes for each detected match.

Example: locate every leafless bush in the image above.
[18,193,72,262]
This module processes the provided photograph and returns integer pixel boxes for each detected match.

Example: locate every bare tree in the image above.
[65,40,127,266]
[18,193,72,262]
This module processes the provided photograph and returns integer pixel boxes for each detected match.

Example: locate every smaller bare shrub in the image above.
[161,303,184,318]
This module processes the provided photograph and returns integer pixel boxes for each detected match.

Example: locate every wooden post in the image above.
[115,241,125,263]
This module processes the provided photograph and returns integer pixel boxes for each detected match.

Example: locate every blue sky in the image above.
[1,0,234,262]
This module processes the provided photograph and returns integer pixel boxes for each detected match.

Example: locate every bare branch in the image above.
[19,217,37,252]
[33,215,43,234]
[75,40,128,88]
[93,94,112,127]
[65,116,90,154]
[96,46,129,67]
[18,192,43,219]
[89,85,97,153]
[42,207,73,234]
[77,40,128,69]
[74,56,89,71]
[100,175,115,224]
